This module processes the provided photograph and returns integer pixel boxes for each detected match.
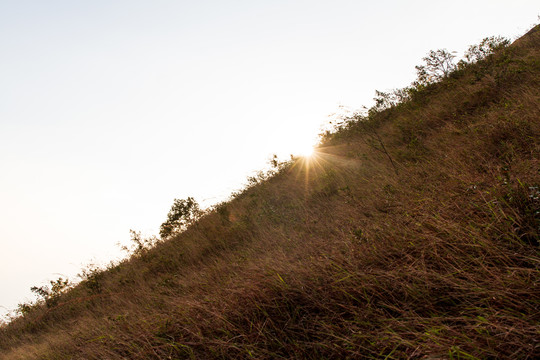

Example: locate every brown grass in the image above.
[1,25,539,359]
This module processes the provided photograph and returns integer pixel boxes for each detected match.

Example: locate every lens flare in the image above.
[291,136,317,158]
[297,144,315,157]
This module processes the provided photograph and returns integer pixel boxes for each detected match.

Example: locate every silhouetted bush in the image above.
[160,197,203,238]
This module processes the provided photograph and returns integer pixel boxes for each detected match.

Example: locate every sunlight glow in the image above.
[289,135,317,159]
[296,144,315,158]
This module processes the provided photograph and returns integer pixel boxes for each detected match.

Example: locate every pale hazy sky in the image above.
[0,1,538,319]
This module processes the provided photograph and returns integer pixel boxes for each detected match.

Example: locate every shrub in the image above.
[121,230,161,256]
[78,265,104,294]
[159,197,203,238]
[29,277,70,308]
[462,36,510,64]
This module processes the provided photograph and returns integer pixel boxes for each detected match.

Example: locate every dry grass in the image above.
[1,26,539,359]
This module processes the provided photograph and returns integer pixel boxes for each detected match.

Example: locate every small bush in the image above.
[121,229,161,256]
[461,36,510,64]
[30,277,70,308]
[78,265,104,294]
[159,197,203,239]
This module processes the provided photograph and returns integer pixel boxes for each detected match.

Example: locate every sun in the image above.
[289,135,316,158]
[276,132,318,159]
[291,135,319,158]
[296,144,315,158]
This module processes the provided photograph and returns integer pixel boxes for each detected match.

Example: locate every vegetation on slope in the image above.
[1,25,539,359]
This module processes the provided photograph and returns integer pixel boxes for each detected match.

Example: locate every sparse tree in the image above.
[351,112,399,175]
[415,49,457,85]
[159,197,202,238]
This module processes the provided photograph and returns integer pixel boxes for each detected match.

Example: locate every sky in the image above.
[0,0,538,320]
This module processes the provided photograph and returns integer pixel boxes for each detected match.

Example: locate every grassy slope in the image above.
[1,26,539,359]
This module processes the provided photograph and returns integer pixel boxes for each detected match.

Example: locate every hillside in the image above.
[1,26,539,359]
